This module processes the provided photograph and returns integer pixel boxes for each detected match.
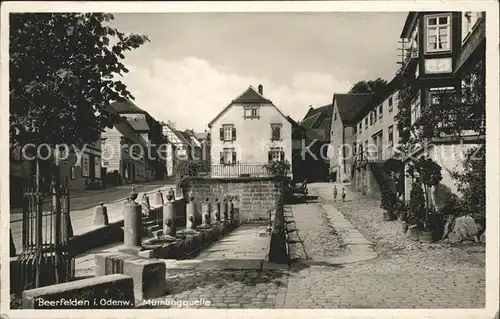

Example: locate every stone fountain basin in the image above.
[137,220,240,260]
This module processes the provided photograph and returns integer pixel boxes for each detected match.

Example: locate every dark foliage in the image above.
[348,78,387,94]
[10,13,150,149]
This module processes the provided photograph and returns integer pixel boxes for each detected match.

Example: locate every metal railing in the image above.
[211,163,272,178]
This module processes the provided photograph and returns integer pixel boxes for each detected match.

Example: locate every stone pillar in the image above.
[213,198,220,224]
[228,196,234,220]
[198,198,211,229]
[162,188,176,241]
[93,202,109,225]
[220,197,228,223]
[121,201,142,253]
[184,191,198,234]
[155,190,164,207]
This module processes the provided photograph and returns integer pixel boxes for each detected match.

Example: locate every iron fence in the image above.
[13,178,75,293]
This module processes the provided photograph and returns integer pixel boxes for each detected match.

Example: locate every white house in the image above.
[207,85,293,178]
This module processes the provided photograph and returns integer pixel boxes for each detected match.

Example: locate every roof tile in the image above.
[233,87,270,104]
[333,93,373,123]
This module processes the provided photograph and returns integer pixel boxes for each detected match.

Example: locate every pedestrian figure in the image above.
[342,187,346,202]
[333,185,338,202]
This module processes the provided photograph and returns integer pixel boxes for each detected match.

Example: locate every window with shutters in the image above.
[220,148,236,165]
[269,147,283,162]
[220,124,235,142]
[364,117,368,129]
[244,105,260,119]
[378,104,383,119]
[388,96,393,112]
[271,123,282,141]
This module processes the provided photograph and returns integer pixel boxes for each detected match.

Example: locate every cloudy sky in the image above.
[111,12,408,132]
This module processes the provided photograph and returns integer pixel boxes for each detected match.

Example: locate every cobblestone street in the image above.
[147,183,485,309]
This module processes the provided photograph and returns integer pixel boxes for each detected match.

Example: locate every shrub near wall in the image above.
[186,177,278,221]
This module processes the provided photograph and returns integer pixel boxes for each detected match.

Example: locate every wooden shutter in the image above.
[268,151,272,162]
[220,127,224,141]
[232,127,236,141]
[232,152,236,164]
[280,151,285,162]
[220,152,224,164]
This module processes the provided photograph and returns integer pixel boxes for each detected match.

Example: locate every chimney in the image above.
[258,84,263,95]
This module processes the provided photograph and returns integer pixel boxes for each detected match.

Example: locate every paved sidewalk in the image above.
[197,224,269,260]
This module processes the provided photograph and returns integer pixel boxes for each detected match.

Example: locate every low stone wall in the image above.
[186,177,278,221]
[95,253,166,302]
[21,274,135,309]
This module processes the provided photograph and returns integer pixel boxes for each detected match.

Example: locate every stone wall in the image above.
[186,177,278,221]
[352,164,382,198]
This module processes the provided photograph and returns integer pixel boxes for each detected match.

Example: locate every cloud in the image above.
[120,57,352,132]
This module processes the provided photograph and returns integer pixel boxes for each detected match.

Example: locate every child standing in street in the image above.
[333,185,338,202]
[342,187,346,202]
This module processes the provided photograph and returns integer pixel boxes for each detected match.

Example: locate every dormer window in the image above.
[426,14,451,53]
[244,105,260,119]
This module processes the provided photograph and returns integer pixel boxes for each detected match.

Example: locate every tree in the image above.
[9,13,150,150]
[406,156,443,229]
[348,78,387,94]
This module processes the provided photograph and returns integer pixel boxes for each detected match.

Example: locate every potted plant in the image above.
[380,189,398,221]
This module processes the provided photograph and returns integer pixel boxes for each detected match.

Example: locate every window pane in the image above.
[428,18,437,25]
[438,17,448,25]
[428,27,437,35]
[438,27,448,35]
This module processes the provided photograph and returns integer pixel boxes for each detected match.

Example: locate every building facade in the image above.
[101,120,149,185]
[298,104,333,182]
[208,85,293,178]
[397,11,485,207]
[349,77,401,196]
[106,100,166,181]
[329,93,373,183]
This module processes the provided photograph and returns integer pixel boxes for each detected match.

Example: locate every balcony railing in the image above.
[192,160,278,178]
[210,163,273,178]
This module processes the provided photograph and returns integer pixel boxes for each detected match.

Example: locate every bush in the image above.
[380,189,398,213]
[263,160,290,177]
[408,181,426,227]
[440,194,464,216]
